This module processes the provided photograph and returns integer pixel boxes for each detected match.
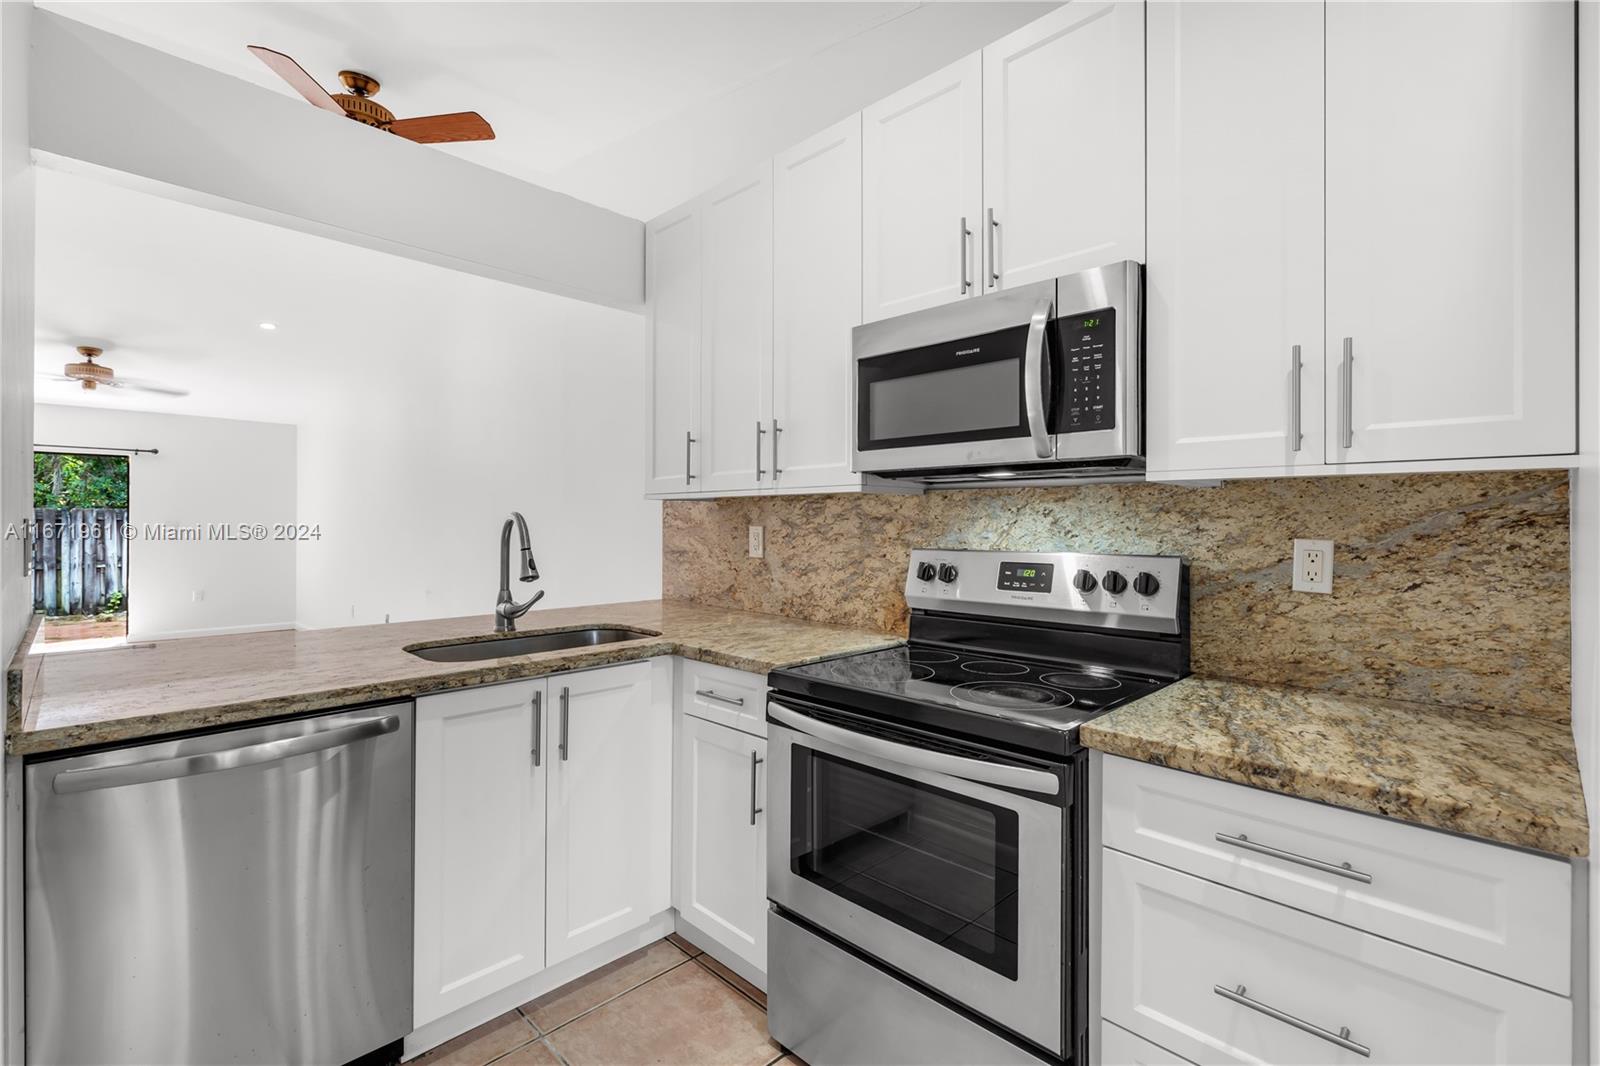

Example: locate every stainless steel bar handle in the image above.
[769,702,1059,796]
[1290,345,1303,452]
[986,207,1000,287]
[771,419,782,476]
[1214,984,1371,1058]
[531,690,542,767]
[559,686,570,761]
[749,750,764,826]
[695,689,746,708]
[1023,298,1055,459]
[1341,338,1354,449]
[1215,832,1373,884]
[958,216,972,294]
[52,715,400,794]
[754,422,766,481]
[685,430,696,484]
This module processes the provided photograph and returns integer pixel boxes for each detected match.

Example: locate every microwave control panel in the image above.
[1058,309,1116,434]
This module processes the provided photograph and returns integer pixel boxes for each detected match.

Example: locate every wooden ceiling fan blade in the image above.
[389,112,495,144]
[247,45,343,114]
[117,379,190,397]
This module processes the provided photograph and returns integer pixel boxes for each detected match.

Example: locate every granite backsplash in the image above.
[662,471,1571,721]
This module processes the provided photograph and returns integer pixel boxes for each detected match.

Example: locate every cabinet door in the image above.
[414,680,546,1026]
[1146,0,1324,476]
[546,662,672,966]
[773,115,862,491]
[699,164,774,494]
[862,53,983,322]
[982,1,1144,289]
[1325,1,1575,464]
[674,715,767,973]
[645,204,701,494]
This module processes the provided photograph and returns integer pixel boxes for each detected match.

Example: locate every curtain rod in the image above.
[34,445,159,456]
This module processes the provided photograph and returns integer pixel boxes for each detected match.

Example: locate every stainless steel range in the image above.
[765,549,1189,1066]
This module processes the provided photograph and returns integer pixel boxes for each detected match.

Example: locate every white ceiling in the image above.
[39,1,1053,217]
[33,167,627,424]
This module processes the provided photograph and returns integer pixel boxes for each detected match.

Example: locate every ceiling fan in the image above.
[248,45,495,144]
[40,347,188,397]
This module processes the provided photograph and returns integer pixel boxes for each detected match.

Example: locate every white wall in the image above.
[0,2,35,662]
[293,289,661,629]
[32,405,297,641]
[1577,2,1599,1055]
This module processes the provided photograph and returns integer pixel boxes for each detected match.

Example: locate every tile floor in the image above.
[412,933,799,1066]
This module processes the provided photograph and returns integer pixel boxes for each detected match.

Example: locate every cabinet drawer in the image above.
[1101,755,1572,994]
[1102,849,1571,1066]
[680,661,767,737]
[1101,1021,1196,1066]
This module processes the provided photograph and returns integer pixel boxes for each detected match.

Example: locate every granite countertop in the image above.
[4,600,901,756]
[1080,676,1589,858]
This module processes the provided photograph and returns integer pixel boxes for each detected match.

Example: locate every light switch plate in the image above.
[748,525,765,559]
[1292,539,1333,594]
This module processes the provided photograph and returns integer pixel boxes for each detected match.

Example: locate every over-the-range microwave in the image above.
[852,261,1143,485]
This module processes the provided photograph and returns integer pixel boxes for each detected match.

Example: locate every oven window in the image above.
[868,361,1019,442]
[792,749,1020,979]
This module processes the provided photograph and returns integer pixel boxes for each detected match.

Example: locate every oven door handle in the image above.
[768,703,1060,797]
[1023,298,1054,459]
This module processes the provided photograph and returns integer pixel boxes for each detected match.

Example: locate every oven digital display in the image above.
[997,561,1054,593]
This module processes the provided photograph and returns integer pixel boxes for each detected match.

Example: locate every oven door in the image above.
[767,696,1067,1056]
[853,281,1056,473]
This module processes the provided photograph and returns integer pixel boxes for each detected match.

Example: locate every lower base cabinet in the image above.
[1101,847,1572,1065]
[674,709,767,974]
[1100,1022,1195,1066]
[413,660,672,1028]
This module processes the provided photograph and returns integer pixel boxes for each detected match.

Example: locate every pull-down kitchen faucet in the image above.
[495,511,544,632]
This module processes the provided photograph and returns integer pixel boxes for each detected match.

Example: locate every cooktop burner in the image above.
[952,680,1075,710]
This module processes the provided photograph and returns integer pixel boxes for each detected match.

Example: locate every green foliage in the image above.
[33,453,129,509]
[103,590,125,613]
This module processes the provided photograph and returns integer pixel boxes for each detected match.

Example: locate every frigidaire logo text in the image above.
[955,347,980,356]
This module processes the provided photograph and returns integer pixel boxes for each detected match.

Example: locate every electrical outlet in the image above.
[1292,538,1334,594]
[191,589,205,603]
[748,524,765,559]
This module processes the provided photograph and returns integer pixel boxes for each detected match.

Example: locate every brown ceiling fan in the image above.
[248,45,495,144]
[40,347,188,397]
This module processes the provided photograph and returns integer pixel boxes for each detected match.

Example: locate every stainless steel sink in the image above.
[406,627,655,663]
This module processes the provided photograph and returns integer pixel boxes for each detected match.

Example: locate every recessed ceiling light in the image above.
[258,322,278,331]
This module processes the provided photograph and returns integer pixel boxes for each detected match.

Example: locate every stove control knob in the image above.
[1133,572,1161,597]
[1072,569,1098,594]
[1102,570,1128,595]
[937,563,959,584]
[916,562,937,582]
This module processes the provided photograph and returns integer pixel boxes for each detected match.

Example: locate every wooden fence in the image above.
[31,508,128,616]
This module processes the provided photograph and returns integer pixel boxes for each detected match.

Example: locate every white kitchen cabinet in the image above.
[1146,1,1325,476]
[546,660,672,966]
[1325,0,1575,465]
[862,53,983,323]
[414,680,547,1027]
[772,115,862,491]
[1101,848,1571,1065]
[645,204,701,495]
[699,164,774,493]
[982,1,1144,290]
[1100,1021,1196,1066]
[673,712,767,975]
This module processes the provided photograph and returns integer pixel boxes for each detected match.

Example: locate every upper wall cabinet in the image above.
[1149,0,1575,479]
[645,205,701,495]
[772,116,864,491]
[699,164,774,494]
[1324,1,1575,465]
[862,54,985,323]
[982,1,1144,290]
[1146,1,1325,475]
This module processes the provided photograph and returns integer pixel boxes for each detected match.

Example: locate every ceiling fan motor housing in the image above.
[334,71,394,129]
[63,347,113,390]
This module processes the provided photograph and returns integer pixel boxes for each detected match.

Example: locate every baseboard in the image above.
[672,912,767,992]
[402,909,675,1061]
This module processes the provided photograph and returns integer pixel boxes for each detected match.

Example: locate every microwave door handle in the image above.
[1023,298,1054,458]
[768,703,1059,797]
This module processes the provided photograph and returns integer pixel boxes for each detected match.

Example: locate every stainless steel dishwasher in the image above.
[24,702,414,1066]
